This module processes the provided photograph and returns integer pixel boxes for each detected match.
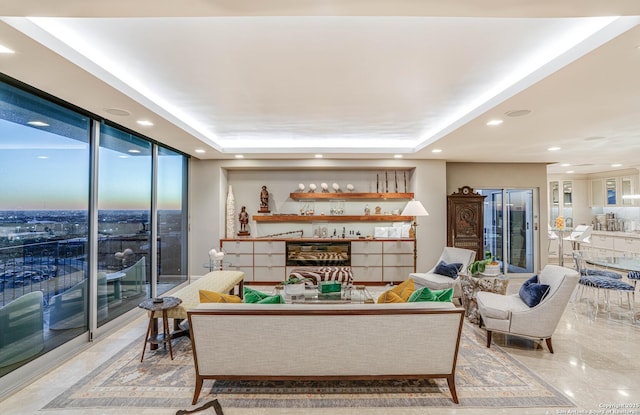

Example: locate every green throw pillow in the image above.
[257,294,285,304]
[243,287,270,303]
[408,287,454,303]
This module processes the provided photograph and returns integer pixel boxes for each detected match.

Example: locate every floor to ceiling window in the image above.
[0,81,91,376]
[156,147,188,294]
[0,77,189,382]
[97,123,152,326]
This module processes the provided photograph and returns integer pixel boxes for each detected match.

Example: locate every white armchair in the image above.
[477,264,579,353]
[408,247,476,303]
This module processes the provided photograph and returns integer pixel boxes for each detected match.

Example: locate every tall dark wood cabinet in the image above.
[447,186,486,261]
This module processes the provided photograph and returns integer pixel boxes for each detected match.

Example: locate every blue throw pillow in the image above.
[518,275,550,307]
[434,261,463,278]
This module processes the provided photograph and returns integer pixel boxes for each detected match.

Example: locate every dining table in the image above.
[585,256,640,272]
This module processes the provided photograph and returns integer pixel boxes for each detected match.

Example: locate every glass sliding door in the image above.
[479,188,536,275]
[97,123,151,325]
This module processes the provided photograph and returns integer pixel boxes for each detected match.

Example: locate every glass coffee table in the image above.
[274,284,374,304]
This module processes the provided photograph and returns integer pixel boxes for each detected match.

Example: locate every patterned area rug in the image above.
[43,323,573,410]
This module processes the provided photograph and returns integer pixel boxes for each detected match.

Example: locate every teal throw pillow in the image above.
[408,287,454,302]
[243,287,270,303]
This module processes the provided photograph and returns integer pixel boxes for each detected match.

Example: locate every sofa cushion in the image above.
[257,294,285,304]
[377,291,406,303]
[518,275,550,307]
[477,291,529,320]
[434,261,463,278]
[408,287,454,303]
[199,289,242,303]
[243,286,271,303]
[391,278,415,300]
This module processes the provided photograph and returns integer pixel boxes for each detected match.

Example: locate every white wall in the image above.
[188,159,446,274]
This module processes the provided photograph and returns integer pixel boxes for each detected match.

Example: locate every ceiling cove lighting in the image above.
[0,44,15,54]
[27,121,49,127]
[548,146,561,151]
[486,119,503,126]
[136,120,153,126]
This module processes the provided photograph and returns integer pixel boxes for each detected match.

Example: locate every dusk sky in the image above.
[0,120,184,211]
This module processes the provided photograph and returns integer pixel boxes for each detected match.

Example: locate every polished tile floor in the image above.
[1,275,639,415]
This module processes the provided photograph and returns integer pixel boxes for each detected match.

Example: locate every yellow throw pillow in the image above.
[377,291,405,304]
[199,289,242,303]
[390,278,415,301]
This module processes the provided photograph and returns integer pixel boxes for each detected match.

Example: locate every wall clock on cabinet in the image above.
[447,186,486,261]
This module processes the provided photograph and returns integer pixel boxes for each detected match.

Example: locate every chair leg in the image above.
[486,330,492,348]
[545,337,554,354]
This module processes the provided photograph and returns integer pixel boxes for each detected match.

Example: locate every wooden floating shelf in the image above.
[289,192,414,200]
[253,215,413,223]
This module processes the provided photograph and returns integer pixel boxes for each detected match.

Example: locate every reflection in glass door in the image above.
[479,189,535,275]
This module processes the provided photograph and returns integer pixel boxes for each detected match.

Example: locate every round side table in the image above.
[460,274,509,324]
[139,296,182,362]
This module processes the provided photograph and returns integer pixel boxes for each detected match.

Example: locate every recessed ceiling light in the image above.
[128,149,141,154]
[105,108,131,116]
[486,119,503,126]
[560,163,571,167]
[611,163,622,167]
[315,154,323,158]
[393,154,403,159]
[0,44,15,54]
[27,121,49,127]
[505,109,531,117]
[235,154,244,159]
[548,147,561,151]
[119,155,129,159]
[37,156,48,159]
[566,170,575,174]
[194,149,206,154]
[431,149,443,153]
[136,120,153,127]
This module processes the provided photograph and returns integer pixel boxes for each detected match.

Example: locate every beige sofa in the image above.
[187,302,465,405]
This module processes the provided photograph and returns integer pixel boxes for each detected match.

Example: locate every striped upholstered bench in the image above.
[289,267,353,285]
